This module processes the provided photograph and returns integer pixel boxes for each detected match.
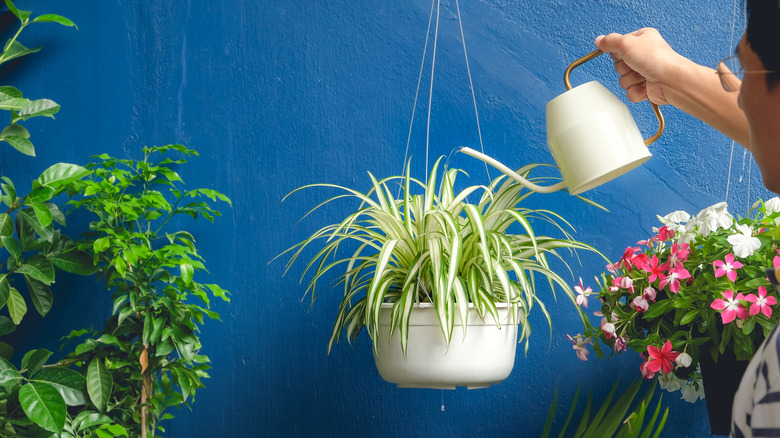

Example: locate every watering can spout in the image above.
[459,147,567,194]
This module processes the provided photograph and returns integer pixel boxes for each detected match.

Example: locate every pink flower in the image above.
[659,266,691,293]
[657,226,675,242]
[713,253,743,282]
[667,243,690,268]
[746,286,777,318]
[642,255,667,283]
[574,277,591,308]
[711,290,749,324]
[613,276,635,294]
[567,334,591,361]
[639,353,655,380]
[643,287,657,302]
[632,296,649,312]
[646,340,680,374]
[618,247,640,272]
[613,336,627,353]
[601,319,616,339]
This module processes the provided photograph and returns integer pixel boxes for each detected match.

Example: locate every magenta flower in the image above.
[659,266,691,293]
[642,255,667,283]
[667,243,690,268]
[618,246,643,272]
[646,340,680,374]
[713,253,743,282]
[711,290,749,324]
[746,286,777,318]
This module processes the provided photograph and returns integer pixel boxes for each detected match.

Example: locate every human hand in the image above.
[595,28,685,106]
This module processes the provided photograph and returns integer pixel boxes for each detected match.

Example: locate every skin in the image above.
[594,28,780,193]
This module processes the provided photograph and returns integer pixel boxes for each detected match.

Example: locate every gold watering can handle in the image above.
[564,49,665,146]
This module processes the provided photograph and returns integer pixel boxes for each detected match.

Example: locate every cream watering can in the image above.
[461,49,665,195]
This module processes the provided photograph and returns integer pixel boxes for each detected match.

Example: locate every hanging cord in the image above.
[399,0,437,191]
[424,0,442,185]
[454,0,490,181]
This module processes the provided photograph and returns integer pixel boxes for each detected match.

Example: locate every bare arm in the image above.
[595,28,749,147]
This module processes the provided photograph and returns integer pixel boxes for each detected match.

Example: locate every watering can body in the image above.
[546,80,653,195]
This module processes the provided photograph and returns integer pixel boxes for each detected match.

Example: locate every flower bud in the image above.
[676,352,692,368]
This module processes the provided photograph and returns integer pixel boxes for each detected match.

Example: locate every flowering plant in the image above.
[570,199,780,402]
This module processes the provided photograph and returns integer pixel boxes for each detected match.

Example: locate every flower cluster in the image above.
[569,199,780,402]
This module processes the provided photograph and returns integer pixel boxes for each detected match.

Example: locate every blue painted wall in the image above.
[1,0,771,436]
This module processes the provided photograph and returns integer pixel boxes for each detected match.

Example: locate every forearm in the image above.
[665,59,750,148]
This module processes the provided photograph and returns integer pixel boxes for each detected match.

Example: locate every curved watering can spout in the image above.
[459,147,567,194]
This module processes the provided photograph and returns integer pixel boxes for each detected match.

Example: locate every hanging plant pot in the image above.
[373,303,519,389]
[699,347,751,436]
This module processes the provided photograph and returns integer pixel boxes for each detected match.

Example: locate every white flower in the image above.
[680,380,705,403]
[657,211,691,239]
[675,352,692,368]
[658,210,691,226]
[728,223,761,258]
[692,202,734,237]
[658,372,684,392]
[762,197,780,215]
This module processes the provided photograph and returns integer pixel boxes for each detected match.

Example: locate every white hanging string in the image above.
[454,0,490,180]
[424,0,442,184]
[400,0,489,187]
[400,0,437,188]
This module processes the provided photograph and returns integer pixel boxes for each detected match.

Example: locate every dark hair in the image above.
[746,0,780,86]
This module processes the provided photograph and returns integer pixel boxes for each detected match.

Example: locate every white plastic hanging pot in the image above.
[461,49,665,196]
[372,303,519,389]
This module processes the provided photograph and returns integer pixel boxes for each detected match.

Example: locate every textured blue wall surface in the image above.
[1,1,771,437]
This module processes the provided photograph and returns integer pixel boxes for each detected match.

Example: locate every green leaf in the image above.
[31,14,77,28]
[18,381,67,433]
[25,276,53,317]
[0,213,13,237]
[0,342,13,360]
[2,41,40,64]
[34,367,88,406]
[1,236,21,259]
[0,315,15,336]
[7,286,27,325]
[18,99,60,120]
[0,276,9,309]
[180,263,194,285]
[37,163,89,189]
[0,122,29,138]
[4,0,22,21]
[72,411,113,432]
[31,202,53,228]
[86,359,112,413]
[17,255,55,285]
[2,135,34,155]
[0,367,22,391]
[50,250,97,275]
[21,349,52,377]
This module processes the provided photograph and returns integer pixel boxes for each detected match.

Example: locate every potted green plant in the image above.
[0,145,230,437]
[280,156,602,388]
[50,144,231,437]
[570,199,780,434]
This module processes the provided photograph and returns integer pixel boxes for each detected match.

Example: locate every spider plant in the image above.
[280,156,602,356]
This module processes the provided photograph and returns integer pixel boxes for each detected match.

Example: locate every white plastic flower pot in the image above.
[372,303,519,389]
